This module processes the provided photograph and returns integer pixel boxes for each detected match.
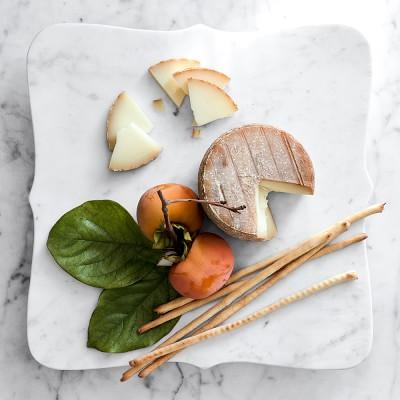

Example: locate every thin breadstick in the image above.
[136,352,168,378]
[153,202,383,316]
[135,222,348,377]
[311,233,367,259]
[123,246,331,381]
[137,241,329,378]
[155,232,369,315]
[154,296,193,315]
[130,230,332,365]
[139,233,367,334]
[343,203,385,224]
[122,203,384,380]
[139,281,244,333]
[131,271,358,366]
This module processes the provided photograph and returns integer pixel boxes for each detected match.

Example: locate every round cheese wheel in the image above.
[198,124,315,241]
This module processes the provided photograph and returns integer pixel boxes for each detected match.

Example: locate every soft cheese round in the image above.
[198,124,315,241]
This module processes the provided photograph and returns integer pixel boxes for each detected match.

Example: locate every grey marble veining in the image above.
[1,0,400,399]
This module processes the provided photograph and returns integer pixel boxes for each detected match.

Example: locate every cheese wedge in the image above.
[188,79,238,126]
[173,68,230,94]
[106,92,153,150]
[109,123,161,171]
[148,59,200,107]
[198,125,314,241]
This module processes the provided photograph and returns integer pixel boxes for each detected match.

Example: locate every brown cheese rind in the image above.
[198,124,315,241]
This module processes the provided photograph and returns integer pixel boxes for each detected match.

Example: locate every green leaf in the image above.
[87,269,179,352]
[47,200,163,288]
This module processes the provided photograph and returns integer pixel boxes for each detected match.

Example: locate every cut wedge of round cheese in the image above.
[198,124,315,241]
[109,123,161,172]
[173,68,230,94]
[106,92,153,151]
[188,79,238,126]
[148,59,200,107]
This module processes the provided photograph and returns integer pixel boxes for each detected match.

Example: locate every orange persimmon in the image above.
[169,233,234,299]
[137,183,204,241]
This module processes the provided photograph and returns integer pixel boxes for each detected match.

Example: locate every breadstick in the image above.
[131,271,358,367]
[140,233,367,333]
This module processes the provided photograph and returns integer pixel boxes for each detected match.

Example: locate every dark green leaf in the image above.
[47,200,163,288]
[87,268,179,352]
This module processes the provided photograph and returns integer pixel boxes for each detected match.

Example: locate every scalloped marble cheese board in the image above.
[27,23,372,370]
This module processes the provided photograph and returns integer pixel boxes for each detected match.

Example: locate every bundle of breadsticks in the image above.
[121,203,385,381]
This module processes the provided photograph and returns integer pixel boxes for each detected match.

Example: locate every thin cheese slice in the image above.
[107,92,153,150]
[109,123,161,171]
[173,68,230,94]
[188,79,238,126]
[148,59,200,107]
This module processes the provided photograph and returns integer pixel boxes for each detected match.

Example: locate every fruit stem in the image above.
[157,190,179,248]
[167,198,246,214]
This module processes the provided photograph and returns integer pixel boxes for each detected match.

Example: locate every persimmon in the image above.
[137,183,204,241]
[168,233,234,299]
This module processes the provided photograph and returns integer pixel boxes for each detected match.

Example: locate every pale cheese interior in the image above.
[174,68,230,94]
[256,185,277,240]
[109,123,161,171]
[256,180,313,239]
[149,59,200,107]
[107,92,153,150]
[188,79,237,126]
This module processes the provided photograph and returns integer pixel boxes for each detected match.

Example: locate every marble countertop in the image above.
[1,0,399,399]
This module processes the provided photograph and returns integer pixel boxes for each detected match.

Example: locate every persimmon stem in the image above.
[157,190,178,247]
[157,190,246,252]
[167,198,246,214]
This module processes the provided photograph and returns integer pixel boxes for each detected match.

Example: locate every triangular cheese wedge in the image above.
[173,68,230,94]
[109,123,161,171]
[187,79,238,126]
[106,92,153,150]
[148,59,200,107]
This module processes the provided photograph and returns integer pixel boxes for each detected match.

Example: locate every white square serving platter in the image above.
[27,23,372,370]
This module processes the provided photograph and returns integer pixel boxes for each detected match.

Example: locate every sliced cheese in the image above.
[173,68,230,94]
[109,123,161,171]
[188,79,238,126]
[148,59,200,107]
[106,92,153,150]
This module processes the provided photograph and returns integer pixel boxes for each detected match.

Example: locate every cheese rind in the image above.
[109,123,161,171]
[173,68,230,94]
[148,59,200,107]
[106,92,153,151]
[198,124,315,241]
[188,79,238,126]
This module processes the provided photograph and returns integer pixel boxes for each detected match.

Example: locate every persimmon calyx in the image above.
[153,223,195,262]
